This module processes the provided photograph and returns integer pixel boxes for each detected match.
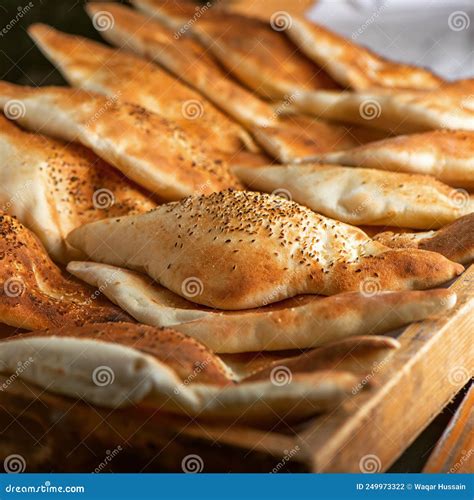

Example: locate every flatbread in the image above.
[0,82,241,200]
[133,0,338,99]
[85,2,367,163]
[86,2,277,129]
[0,213,132,330]
[0,116,155,263]
[316,130,474,189]
[67,190,463,309]
[374,214,474,265]
[244,336,401,381]
[16,323,235,385]
[0,323,358,421]
[28,23,257,155]
[234,164,472,229]
[251,114,388,164]
[67,261,457,353]
[286,17,443,90]
[291,87,474,134]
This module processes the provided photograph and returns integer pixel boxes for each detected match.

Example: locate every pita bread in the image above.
[252,114,387,164]
[0,116,155,263]
[86,2,277,129]
[0,323,358,421]
[235,164,472,229]
[28,24,257,155]
[374,214,474,265]
[66,261,457,353]
[316,130,474,189]
[0,213,132,330]
[17,322,235,385]
[286,17,443,91]
[226,150,274,168]
[0,82,241,200]
[67,190,463,309]
[291,87,474,134]
[244,336,400,381]
[134,0,338,100]
[85,3,384,163]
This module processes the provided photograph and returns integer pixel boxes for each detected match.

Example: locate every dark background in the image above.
[0,0,130,85]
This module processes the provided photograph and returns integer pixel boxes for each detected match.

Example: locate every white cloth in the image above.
[307,0,474,80]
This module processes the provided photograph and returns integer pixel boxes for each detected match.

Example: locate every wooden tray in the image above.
[0,265,472,473]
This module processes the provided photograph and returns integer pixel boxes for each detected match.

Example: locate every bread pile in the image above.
[0,0,471,425]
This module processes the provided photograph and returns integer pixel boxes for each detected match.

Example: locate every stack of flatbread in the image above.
[0,0,472,428]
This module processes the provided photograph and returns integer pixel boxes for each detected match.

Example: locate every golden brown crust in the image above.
[85,3,379,162]
[287,17,443,90]
[253,114,387,163]
[318,130,474,188]
[292,87,474,134]
[66,261,457,353]
[245,336,400,381]
[13,323,233,386]
[86,2,277,129]
[0,82,241,200]
[0,116,156,262]
[67,190,463,309]
[374,214,474,265]
[0,214,132,330]
[137,0,338,99]
[234,164,472,229]
[28,23,256,155]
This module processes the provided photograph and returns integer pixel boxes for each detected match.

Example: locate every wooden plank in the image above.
[297,264,474,472]
[423,384,473,473]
